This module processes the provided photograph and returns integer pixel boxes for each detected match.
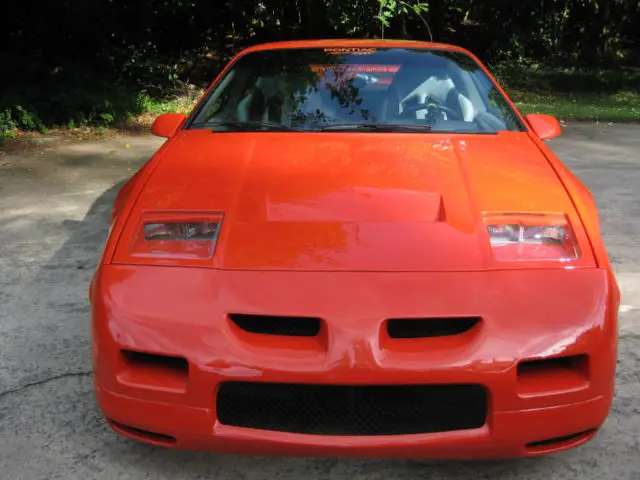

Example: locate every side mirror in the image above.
[151,113,187,138]
[525,114,562,140]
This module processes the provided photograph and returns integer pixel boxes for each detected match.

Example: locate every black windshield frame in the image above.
[184,46,528,134]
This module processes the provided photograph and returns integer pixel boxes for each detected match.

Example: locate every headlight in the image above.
[128,211,223,260]
[483,213,580,262]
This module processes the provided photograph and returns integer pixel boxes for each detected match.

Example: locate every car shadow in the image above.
[17,180,128,386]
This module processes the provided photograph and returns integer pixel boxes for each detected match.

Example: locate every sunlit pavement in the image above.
[1,123,639,479]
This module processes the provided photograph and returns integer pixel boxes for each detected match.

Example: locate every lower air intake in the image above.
[216,382,488,436]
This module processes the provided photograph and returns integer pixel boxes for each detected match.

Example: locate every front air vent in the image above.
[386,317,481,339]
[518,355,589,376]
[229,314,322,337]
[517,354,589,397]
[118,350,189,392]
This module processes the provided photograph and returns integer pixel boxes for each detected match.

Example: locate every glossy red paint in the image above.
[526,114,563,140]
[151,113,187,138]
[111,130,599,272]
[90,39,619,459]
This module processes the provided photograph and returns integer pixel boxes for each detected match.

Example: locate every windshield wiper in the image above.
[200,120,295,132]
[320,123,433,133]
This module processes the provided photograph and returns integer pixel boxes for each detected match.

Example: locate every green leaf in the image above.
[374,15,391,27]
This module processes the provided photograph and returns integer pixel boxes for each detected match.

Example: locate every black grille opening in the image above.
[387,317,481,339]
[229,314,321,337]
[217,382,488,436]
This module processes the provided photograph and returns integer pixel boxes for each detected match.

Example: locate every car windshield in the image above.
[188,47,526,134]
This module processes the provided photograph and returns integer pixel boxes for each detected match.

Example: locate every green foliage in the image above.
[1,0,638,134]
[376,0,429,27]
[375,0,429,36]
[0,106,42,134]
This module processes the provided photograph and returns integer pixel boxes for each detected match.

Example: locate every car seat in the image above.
[382,68,475,122]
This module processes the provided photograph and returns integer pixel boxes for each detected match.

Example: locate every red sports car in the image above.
[90,39,619,459]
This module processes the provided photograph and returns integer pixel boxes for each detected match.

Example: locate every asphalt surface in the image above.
[1,123,639,479]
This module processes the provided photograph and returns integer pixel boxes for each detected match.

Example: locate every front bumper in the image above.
[91,265,618,459]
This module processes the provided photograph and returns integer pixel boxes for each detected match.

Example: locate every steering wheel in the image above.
[398,96,463,121]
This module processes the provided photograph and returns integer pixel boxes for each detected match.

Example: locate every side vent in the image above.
[229,314,322,337]
[387,317,481,339]
[517,354,589,397]
[118,350,189,392]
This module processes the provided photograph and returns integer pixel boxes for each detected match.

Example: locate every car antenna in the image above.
[398,1,434,42]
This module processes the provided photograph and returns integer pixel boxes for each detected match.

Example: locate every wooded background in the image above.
[2,0,638,132]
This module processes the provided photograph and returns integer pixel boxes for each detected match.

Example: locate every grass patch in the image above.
[116,85,203,132]
[514,93,640,122]
[496,64,640,122]
[137,85,203,116]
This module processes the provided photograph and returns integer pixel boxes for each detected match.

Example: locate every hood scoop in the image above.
[265,187,444,223]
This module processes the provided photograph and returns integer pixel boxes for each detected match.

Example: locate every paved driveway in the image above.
[1,123,639,479]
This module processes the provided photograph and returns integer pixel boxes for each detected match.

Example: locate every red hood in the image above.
[118,130,588,271]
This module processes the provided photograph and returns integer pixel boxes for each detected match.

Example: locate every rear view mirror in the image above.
[151,113,187,138]
[525,114,562,140]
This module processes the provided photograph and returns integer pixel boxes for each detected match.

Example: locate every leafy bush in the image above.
[0,105,43,134]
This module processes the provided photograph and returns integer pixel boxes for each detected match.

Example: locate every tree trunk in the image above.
[429,0,445,42]
[579,0,613,63]
[281,0,301,39]
[401,11,408,39]
[302,0,327,38]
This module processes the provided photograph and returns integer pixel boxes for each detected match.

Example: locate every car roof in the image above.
[239,39,473,56]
